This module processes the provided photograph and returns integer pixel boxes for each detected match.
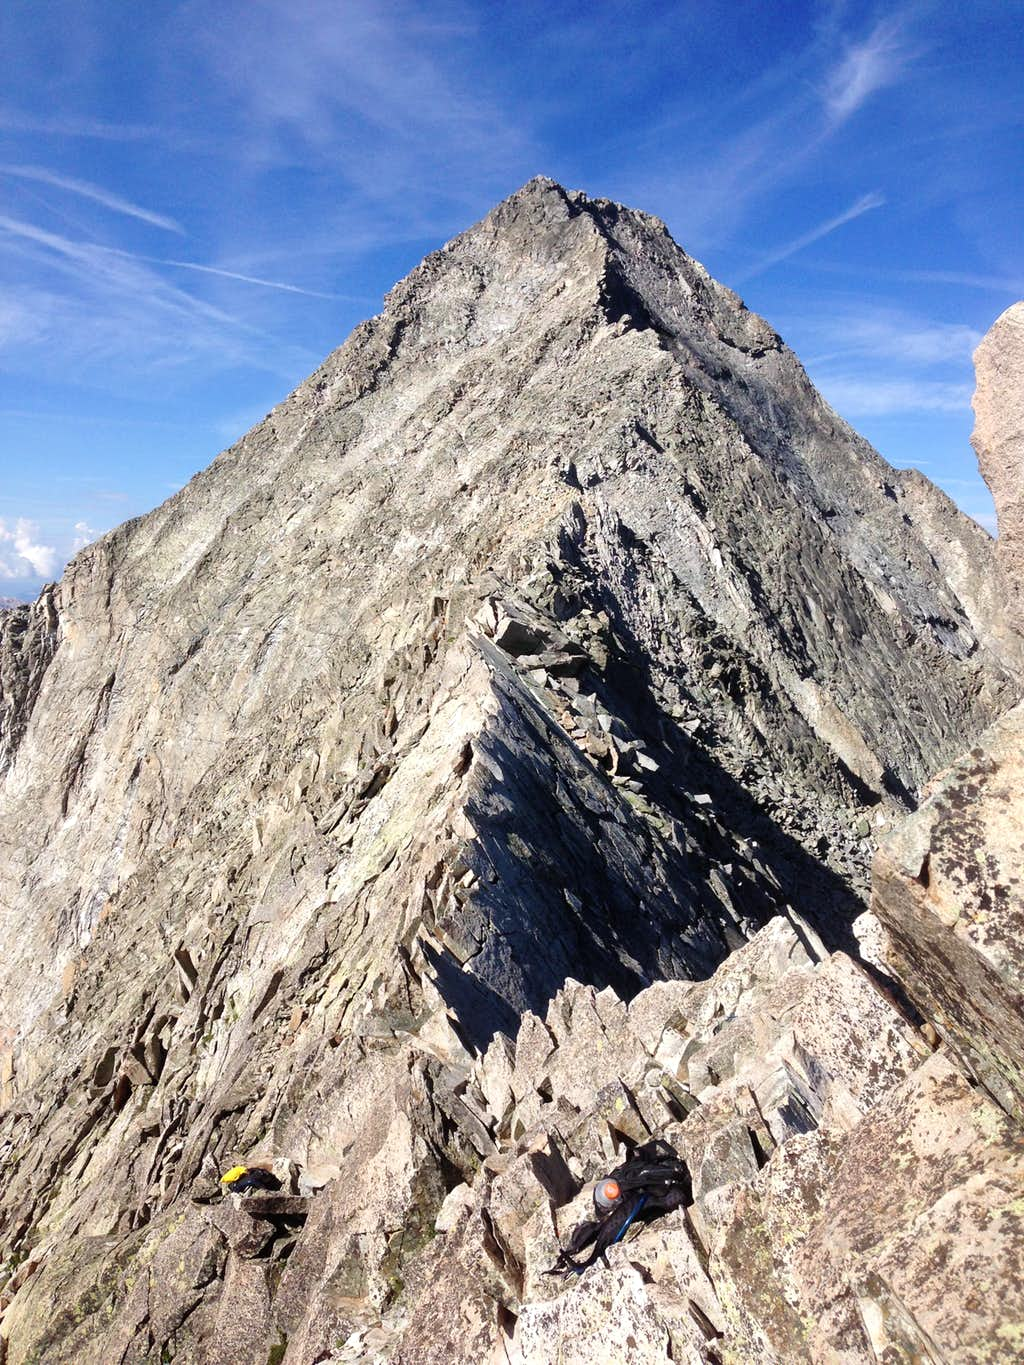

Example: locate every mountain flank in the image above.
[0,178,1021,1363]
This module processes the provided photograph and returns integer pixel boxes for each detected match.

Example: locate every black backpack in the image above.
[224,1168,282,1194]
[547,1138,692,1276]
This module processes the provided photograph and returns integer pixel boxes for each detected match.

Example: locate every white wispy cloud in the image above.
[892,268,1024,293]
[824,18,909,125]
[0,518,58,580]
[787,299,983,424]
[0,164,183,232]
[0,2,531,400]
[0,216,319,383]
[0,296,45,347]
[0,215,243,329]
[797,305,982,367]
[151,259,337,296]
[842,316,979,366]
[783,260,1024,295]
[180,0,532,199]
[625,14,909,252]
[72,520,100,551]
[98,247,343,299]
[627,106,812,250]
[815,376,973,417]
[736,191,885,282]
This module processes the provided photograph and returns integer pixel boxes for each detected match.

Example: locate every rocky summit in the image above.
[0,178,1021,1363]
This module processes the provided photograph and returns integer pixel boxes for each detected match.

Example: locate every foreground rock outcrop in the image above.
[368,919,1024,1364]
[972,301,1024,638]
[873,299,1024,1130]
[874,699,1024,1121]
[0,180,1021,1362]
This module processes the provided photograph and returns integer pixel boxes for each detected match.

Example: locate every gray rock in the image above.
[0,179,1020,1363]
[873,700,1024,1119]
[972,300,1024,639]
[873,311,1024,1122]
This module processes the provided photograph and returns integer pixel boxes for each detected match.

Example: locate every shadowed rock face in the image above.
[0,180,1020,1362]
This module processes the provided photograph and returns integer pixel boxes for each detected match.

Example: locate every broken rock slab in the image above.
[792,1050,1024,1363]
[509,1264,672,1365]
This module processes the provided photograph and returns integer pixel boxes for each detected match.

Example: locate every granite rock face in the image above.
[873,298,1024,1125]
[0,180,1021,1362]
[972,300,1024,637]
[874,700,1024,1120]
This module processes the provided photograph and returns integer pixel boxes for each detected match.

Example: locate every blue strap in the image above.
[612,1194,647,1244]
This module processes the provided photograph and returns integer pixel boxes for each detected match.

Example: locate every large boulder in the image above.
[872,301,1024,1120]
[972,300,1024,636]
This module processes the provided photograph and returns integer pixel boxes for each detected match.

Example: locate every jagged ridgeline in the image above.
[0,179,1019,1362]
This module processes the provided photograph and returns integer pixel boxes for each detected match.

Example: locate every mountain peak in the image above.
[337,173,767,426]
[472,173,672,261]
[0,179,1021,1363]
[508,172,569,197]
[495,173,669,228]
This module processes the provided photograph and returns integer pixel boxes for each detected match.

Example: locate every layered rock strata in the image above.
[874,699,1024,1121]
[347,919,1024,1364]
[972,301,1024,637]
[874,298,1024,1125]
[0,587,59,783]
[0,182,1021,1362]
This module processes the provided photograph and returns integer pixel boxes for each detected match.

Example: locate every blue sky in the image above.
[1,0,1021,599]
